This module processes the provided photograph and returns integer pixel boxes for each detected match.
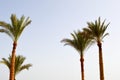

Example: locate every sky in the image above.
[0,0,120,80]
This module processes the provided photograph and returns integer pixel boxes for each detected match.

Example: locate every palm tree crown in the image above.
[83,17,109,43]
[61,30,93,55]
[0,14,31,41]
[1,55,32,76]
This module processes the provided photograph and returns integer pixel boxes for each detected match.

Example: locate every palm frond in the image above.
[0,21,11,30]
[19,64,32,71]
[15,63,32,75]
[11,14,18,29]
[0,58,11,70]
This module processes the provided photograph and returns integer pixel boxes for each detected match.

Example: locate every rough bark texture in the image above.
[97,41,104,80]
[80,55,84,80]
[9,41,17,80]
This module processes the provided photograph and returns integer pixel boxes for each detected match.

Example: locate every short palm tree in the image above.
[0,14,31,80]
[1,55,32,80]
[61,30,93,80]
[83,17,109,80]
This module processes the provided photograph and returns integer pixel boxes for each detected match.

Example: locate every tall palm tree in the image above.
[83,17,109,80]
[0,14,31,80]
[61,30,93,80]
[1,55,32,80]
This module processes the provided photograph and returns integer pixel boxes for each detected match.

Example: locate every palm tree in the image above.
[0,14,31,80]
[61,30,93,80]
[83,17,109,80]
[1,55,32,80]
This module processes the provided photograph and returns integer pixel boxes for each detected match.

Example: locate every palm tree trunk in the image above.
[80,55,84,80]
[9,41,17,80]
[97,41,104,80]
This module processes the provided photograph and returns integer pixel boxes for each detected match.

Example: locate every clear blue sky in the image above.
[0,0,119,80]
